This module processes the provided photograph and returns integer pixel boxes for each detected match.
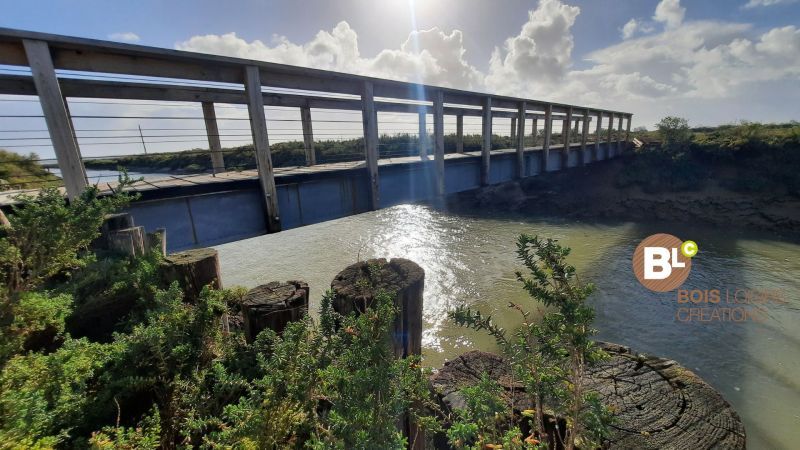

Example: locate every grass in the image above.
[0,150,61,191]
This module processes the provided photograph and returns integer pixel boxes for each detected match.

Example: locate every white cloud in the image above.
[653,0,686,29]
[621,19,639,39]
[173,0,800,127]
[108,32,140,43]
[176,22,482,90]
[484,0,580,94]
[743,0,797,8]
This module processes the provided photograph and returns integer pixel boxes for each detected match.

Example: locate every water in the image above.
[214,204,800,449]
[48,168,173,184]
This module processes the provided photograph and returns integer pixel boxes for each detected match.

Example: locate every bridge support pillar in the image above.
[531,118,538,147]
[300,105,316,166]
[23,39,87,200]
[607,113,615,158]
[481,96,492,185]
[561,107,572,169]
[516,101,526,179]
[594,112,602,161]
[456,114,464,153]
[542,103,552,171]
[580,108,589,166]
[243,65,281,233]
[625,115,633,151]
[361,81,381,210]
[418,110,428,160]
[617,114,624,156]
[432,90,445,197]
[201,102,226,174]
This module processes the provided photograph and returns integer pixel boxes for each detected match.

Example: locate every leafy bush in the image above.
[450,235,612,450]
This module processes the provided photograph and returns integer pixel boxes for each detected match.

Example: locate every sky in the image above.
[1,0,799,161]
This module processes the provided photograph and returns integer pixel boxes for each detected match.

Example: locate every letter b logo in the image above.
[633,234,692,292]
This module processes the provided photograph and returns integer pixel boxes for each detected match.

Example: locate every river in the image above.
[214,204,799,450]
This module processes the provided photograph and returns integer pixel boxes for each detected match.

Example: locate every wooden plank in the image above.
[300,105,316,165]
[561,107,572,169]
[201,102,226,174]
[543,104,553,171]
[481,96,492,186]
[22,39,87,200]
[433,90,445,197]
[516,101,526,178]
[456,114,464,153]
[580,108,589,166]
[595,111,602,161]
[361,81,380,210]
[243,65,280,232]
[418,110,428,160]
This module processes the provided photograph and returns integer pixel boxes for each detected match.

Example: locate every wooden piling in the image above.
[481,96,492,185]
[243,65,281,232]
[108,226,146,257]
[510,117,517,146]
[241,280,309,342]
[595,111,603,161]
[625,114,633,151]
[607,112,615,158]
[617,114,624,156]
[23,39,87,200]
[161,248,222,302]
[201,101,226,174]
[531,118,538,148]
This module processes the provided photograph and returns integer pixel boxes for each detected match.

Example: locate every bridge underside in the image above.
[123,141,619,252]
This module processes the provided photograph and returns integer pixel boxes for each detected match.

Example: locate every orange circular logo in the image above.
[632,233,692,292]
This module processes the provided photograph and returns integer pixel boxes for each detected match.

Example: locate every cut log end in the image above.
[241,280,309,342]
[161,247,222,302]
[429,342,746,450]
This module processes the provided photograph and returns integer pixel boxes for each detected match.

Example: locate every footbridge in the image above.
[0,28,633,251]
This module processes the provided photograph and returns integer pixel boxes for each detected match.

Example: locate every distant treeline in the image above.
[83,130,598,173]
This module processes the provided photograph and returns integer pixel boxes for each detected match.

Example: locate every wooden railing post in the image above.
[201,101,226,174]
[516,101,526,179]
[607,112,615,158]
[481,96,492,185]
[531,117,538,147]
[433,90,445,197]
[361,81,381,210]
[562,107,572,169]
[23,39,87,200]
[456,114,464,153]
[580,108,589,166]
[543,104,552,171]
[418,110,428,160]
[300,105,316,165]
[510,117,517,147]
[244,65,281,232]
[595,111,602,161]
[625,114,633,151]
[617,114,624,156]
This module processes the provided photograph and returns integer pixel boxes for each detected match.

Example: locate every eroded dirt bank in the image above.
[446,156,800,237]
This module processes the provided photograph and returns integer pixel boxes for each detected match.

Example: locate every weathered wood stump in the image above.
[331,258,425,450]
[108,226,146,257]
[430,342,746,450]
[146,227,167,257]
[160,248,222,302]
[330,258,424,359]
[92,212,135,250]
[240,281,309,342]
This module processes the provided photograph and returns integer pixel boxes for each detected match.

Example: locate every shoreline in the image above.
[447,156,800,238]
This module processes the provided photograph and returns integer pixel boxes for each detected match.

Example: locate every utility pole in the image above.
[138,124,148,155]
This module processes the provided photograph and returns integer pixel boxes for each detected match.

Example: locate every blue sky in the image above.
[1,0,799,161]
